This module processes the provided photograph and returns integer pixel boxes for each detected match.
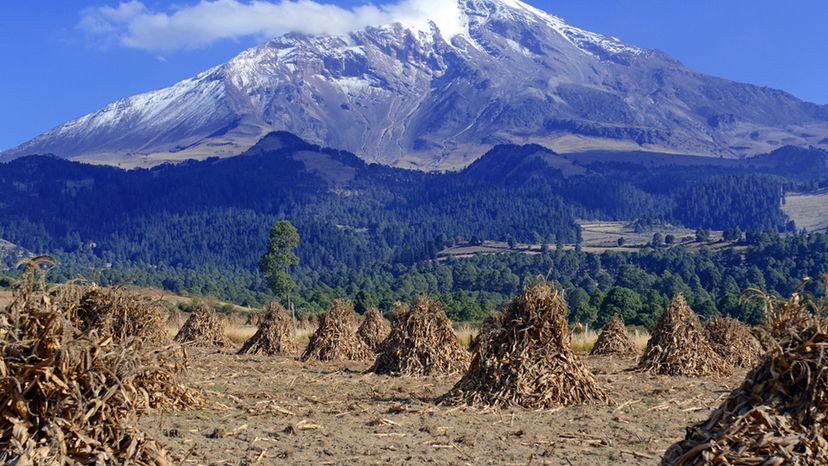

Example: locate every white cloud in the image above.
[79,0,468,51]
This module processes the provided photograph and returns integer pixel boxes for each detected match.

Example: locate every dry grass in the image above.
[454,323,478,349]
[570,327,649,353]
[782,190,828,233]
[465,322,649,354]
[167,321,316,345]
[570,328,601,353]
[224,324,257,343]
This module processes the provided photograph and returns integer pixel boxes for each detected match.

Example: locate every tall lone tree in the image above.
[260,220,300,322]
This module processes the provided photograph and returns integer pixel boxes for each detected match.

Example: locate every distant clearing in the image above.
[439,221,726,259]
[784,190,828,232]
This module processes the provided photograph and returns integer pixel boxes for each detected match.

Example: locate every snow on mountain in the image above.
[4,0,828,169]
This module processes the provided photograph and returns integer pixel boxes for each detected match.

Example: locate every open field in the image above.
[3,272,804,465]
[150,319,721,466]
[577,222,715,249]
[0,286,258,316]
[142,344,743,465]
[784,190,828,232]
[181,321,618,352]
[439,221,725,259]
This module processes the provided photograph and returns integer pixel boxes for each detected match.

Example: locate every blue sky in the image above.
[1,0,827,150]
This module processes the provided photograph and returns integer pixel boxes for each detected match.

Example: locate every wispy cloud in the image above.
[78,0,467,51]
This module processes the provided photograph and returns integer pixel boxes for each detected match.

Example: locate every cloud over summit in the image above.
[79,0,468,51]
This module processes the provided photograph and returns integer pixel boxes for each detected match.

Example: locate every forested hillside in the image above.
[1,132,827,320]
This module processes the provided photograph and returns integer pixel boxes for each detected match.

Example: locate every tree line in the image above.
[0,138,826,321]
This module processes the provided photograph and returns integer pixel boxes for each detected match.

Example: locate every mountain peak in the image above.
[4,0,828,169]
[459,0,644,57]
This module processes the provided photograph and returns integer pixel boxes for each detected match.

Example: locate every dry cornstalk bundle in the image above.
[662,320,828,465]
[357,308,390,351]
[298,314,319,331]
[759,292,813,338]
[636,295,731,377]
[134,344,203,411]
[75,287,169,346]
[383,302,409,328]
[468,311,502,354]
[747,280,821,334]
[244,312,260,326]
[705,315,763,368]
[0,258,193,464]
[238,302,298,355]
[302,300,373,361]
[51,278,92,307]
[751,325,777,353]
[590,314,638,356]
[438,283,608,408]
[25,267,199,411]
[372,295,470,376]
[174,303,232,347]
[744,275,828,345]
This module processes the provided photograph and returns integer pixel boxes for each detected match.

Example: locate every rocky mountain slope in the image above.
[4,0,828,169]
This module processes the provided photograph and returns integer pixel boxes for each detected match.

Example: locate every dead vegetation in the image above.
[0,257,198,465]
[372,295,470,376]
[438,283,608,408]
[705,315,763,368]
[244,313,260,326]
[174,303,232,348]
[302,300,373,361]
[76,286,169,345]
[7,255,824,464]
[663,282,828,465]
[751,325,776,353]
[356,308,390,351]
[387,301,409,324]
[746,279,822,340]
[238,302,298,356]
[298,313,319,331]
[590,314,638,356]
[637,295,731,377]
[468,311,502,354]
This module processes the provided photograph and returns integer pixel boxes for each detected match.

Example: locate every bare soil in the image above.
[142,348,745,465]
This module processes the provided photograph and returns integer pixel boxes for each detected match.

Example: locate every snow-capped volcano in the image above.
[5,0,828,169]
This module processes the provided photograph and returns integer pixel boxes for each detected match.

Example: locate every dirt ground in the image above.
[142,348,746,466]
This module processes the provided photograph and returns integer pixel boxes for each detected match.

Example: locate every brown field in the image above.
[439,221,725,259]
[784,190,828,233]
[0,282,758,465]
[141,324,744,466]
